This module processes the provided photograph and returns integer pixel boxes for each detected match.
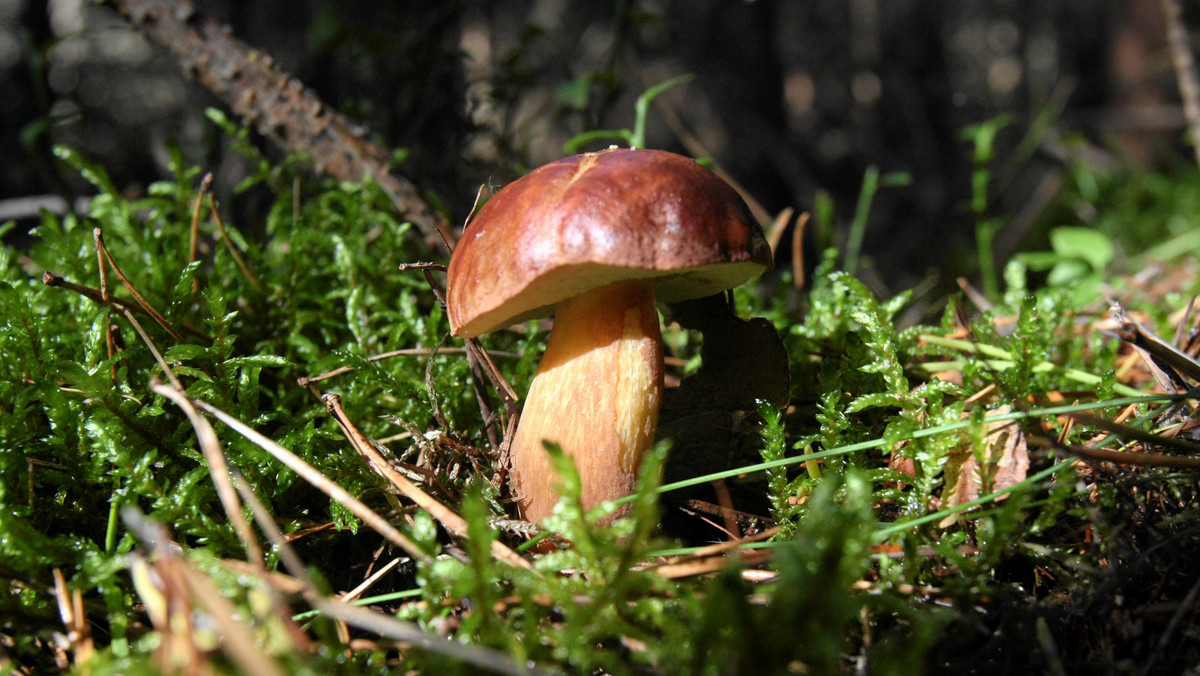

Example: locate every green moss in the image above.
[3,110,1199,673]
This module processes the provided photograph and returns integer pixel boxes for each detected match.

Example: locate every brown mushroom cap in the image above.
[447,148,773,338]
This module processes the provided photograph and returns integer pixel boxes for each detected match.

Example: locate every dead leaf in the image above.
[1109,300,1200,390]
[939,405,1030,528]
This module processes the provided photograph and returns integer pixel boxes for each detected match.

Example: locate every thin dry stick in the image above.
[1057,409,1076,446]
[118,307,183,391]
[396,261,448,273]
[650,527,780,580]
[322,393,533,572]
[1111,301,1200,384]
[93,228,110,303]
[1055,443,1200,469]
[654,549,773,580]
[188,173,213,294]
[94,228,120,382]
[956,277,994,313]
[662,526,781,566]
[178,561,291,676]
[341,557,401,603]
[152,379,265,566]
[792,211,810,289]
[189,396,432,565]
[298,347,511,386]
[43,271,137,309]
[41,272,210,341]
[326,601,539,675]
[764,206,793,255]
[462,338,517,450]
[470,339,518,404]
[708,479,739,540]
[1162,0,1200,169]
[94,229,186,342]
[104,320,121,383]
[52,568,94,666]
[123,509,287,676]
[70,579,92,665]
[1069,412,1200,455]
[208,193,265,294]
[228,467,537,675]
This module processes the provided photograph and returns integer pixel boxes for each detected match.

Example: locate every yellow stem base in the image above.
[509,279,664,523]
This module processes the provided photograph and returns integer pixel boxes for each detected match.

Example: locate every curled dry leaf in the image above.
[939,405,1030,528]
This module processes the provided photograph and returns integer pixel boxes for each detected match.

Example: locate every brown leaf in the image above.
[939,406,1030,528]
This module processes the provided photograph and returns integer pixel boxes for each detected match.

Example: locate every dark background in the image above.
[0,0,1191,292]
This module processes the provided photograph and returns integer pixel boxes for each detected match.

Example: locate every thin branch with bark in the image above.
[104,0,454,250]
[1162,0,1200,168]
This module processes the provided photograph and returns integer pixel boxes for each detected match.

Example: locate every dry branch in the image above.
[184,393,434,565]
[322,393,533,572]
[1162,0,1200,169]
[105,0,452,250]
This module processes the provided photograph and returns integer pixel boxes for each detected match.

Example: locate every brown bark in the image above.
[1161,0,1200,169]
[105,0,452,251]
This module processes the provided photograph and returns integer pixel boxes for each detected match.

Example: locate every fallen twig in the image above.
[650,526,780,579]
[106,0,452,250]
[322,393,533,572]
[1162,0,1200,169]
[226,466,539,675]
[189,395,433,565]
[94,229,186,343]
[41,271,209,341]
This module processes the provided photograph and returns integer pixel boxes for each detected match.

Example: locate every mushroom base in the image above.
[508,278,664,523]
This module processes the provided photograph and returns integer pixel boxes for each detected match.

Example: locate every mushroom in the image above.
[446,148,771,523]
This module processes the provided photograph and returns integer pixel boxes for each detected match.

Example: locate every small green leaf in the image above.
[1047,258,1091,286]
[1049,226,1113,270]
[162,344,208,362]
[1017,250,1061,271]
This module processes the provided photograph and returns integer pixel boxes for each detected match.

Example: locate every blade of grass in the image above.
[609,394,1185,515]
[919,333,1146,398]
[844,166,878,274]
[630,73,694,150]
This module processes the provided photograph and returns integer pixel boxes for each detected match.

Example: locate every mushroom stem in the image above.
[509,278,664,523]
